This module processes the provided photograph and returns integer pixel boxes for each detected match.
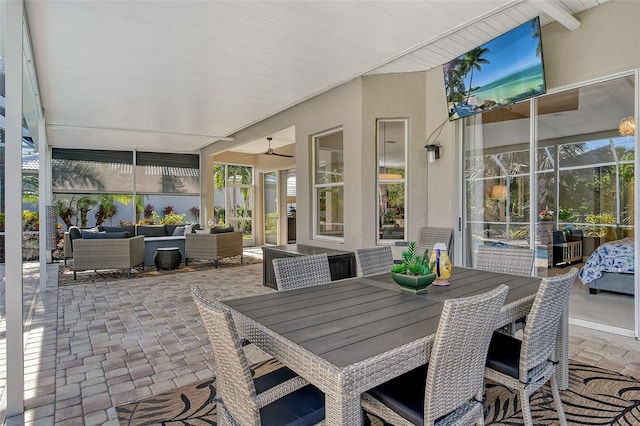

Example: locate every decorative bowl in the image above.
[390,272,437,294]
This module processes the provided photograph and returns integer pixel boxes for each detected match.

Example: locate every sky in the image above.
[459,18,542,88]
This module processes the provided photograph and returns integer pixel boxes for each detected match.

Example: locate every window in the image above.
[377,119,407,243]
[313,129,344,240]
[213,164,254,241]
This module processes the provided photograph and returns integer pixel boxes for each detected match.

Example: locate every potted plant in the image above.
[390,241,436,293]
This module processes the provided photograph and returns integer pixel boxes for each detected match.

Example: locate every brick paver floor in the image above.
[1,253,639,425]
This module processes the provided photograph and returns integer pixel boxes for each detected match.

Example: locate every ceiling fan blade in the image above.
[272,152,294,158]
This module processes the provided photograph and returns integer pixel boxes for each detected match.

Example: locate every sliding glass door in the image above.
[463,74,636,335]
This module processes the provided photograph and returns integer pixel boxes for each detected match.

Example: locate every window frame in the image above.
[312,127,345,242]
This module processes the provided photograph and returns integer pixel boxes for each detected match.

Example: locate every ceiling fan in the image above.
[262,137,293,158]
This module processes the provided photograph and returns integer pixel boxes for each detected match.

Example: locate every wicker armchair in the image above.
[191,286,325,426]
[72,235,145,280]
[272,253,332,291]
[354,246,394,277]
[477,245,535,334]
[476,245,534,276]
[417,227,454,262]
[184,231,243,267]
[362,284,509,425]
[484,268,578,426]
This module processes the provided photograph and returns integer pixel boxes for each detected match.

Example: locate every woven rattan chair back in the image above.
[191,286,260,425]
[354,246,394,276]
[272,253,332,291]
[423,284,508,423]
[476,245,534,276]
[520,268,577,378]
[417,227,454,262]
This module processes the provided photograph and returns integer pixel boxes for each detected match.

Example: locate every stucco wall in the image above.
[201,0,639,255]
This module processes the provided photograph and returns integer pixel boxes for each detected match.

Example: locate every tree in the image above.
[214,164,253,234]
[95,194,118,225]
[463,46,490,103]
[76,196,98,228]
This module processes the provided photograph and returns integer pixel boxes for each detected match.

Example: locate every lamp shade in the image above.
[490,185,508,200]
[619,117,636,137]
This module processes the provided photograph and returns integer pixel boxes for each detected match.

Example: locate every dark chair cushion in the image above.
[255,366,325,426]
[211,226,234,234]
[164,224,179,235]
[81,231,130,239]
[486,331,522,379]
[68,226,82,251]
[136,225,167,237]
[171,225,186,236]
[366,365,427,425]
[101,225,136,236]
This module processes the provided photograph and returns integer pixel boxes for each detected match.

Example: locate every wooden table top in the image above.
[223,267,541,368]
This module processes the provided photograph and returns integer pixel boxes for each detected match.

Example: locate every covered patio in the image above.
[0,255,639,424]
[2,0,640,422]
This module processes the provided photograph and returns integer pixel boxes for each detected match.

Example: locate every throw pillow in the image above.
[172,226,185,236]
[184,224,193,234]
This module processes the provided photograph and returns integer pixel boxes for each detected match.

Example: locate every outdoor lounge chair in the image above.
[354,246,394,277]
[191,286,325,425]
[484,268,578,426]
[361,284,508,425]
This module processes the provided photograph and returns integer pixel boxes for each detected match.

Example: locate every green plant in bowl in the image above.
[390,241,436,293]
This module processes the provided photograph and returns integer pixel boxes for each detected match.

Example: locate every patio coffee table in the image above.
[223,267,558,425]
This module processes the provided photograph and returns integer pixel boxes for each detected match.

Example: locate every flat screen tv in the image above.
[443,17,546,121]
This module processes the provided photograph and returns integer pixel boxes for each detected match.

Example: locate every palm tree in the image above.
[214,164,253,234]
[464,46,490,103]
[94,194,118,225]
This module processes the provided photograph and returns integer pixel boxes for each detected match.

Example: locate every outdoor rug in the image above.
[116,360,640,425]
[58,250,262,286]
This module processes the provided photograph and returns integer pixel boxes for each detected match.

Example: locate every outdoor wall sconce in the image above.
[425,143,441,163]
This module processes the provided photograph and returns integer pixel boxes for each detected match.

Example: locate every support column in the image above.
[5,0,25,417]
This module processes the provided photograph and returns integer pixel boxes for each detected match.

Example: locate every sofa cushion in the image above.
[100,225,136,236]
[211,226,235,234]
[184,224,193,234]
[68,226,82,251]
[137,225,167,237]
[82,231,130,239]
[164,224,180,235]
[171,226,185,236]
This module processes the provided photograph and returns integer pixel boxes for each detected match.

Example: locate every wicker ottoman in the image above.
[154,247,182,270]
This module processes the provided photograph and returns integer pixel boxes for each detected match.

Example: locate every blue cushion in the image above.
[81,231,129,239]
[366,365,427,425]
[255,367,324,426]
[486,331,521,379]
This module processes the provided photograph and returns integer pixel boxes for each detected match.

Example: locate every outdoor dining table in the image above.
[222,267,568,425]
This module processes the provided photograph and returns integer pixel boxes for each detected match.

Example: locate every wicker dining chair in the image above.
[484,268,578,426]
[361,284,509,426]
[477,245,535,334]
[354,246,394,277]
[272,253,332,291]
[476,245,534,276]
[191,286,325,426]
[417,227,454,262]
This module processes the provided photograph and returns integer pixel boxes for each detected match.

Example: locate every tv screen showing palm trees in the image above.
[443,17,546,121]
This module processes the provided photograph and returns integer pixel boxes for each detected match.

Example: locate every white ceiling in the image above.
[23,0,608,154]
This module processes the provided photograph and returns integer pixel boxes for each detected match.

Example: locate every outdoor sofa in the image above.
[66,228,145,279]
[63,224,202,277]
